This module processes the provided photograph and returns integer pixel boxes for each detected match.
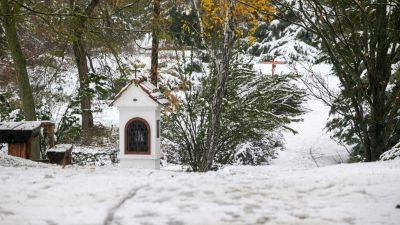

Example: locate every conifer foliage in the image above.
[248,4,320,62]
[162,49,305,171]
[271,0,400,161]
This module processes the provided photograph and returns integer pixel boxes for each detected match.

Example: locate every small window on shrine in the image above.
[125,118,150,154]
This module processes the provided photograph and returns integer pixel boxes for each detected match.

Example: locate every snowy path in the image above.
[254,62,348,168]
[0,158,399,225]
[272,98,348,169]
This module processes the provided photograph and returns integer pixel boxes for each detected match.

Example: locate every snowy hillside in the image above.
[274,98,348,168]
[254,62,348,168]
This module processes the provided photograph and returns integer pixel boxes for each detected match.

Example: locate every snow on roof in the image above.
[0,121,54,131]
[0,121,55,143]
[0,121,41,131]
[47,144,73,153]
[109,76,170,107]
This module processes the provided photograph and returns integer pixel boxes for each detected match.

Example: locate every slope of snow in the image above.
[273,98,348,168]
[254,62,348,168]
[0,154,399,225]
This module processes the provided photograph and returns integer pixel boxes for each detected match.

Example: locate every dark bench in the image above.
[46,144,73,166]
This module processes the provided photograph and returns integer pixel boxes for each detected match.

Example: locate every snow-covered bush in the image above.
[161,49,306,170]
[72,145,119,166]
[160,139,181,166]
[0,88,23,122]
[55,100,82,143]
[380,143,400,161]
[234,133,284,165]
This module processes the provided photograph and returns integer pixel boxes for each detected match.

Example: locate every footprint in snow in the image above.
[167,219,184,225]
[44,174,54,179]
[243,204,261,214]
[0,207,14,216]
[27,194,37,199]
[42,185,52,190]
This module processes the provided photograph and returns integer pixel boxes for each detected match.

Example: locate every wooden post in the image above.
[42,123,55,148]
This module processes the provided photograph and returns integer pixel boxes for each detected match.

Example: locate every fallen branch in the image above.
[309,147,320,168]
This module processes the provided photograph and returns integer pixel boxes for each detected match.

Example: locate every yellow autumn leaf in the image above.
[200,0,273,41]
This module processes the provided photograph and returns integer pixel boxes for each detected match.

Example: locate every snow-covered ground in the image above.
[273,98,348,168]
[1,61,399,225]
[1,155,399,225]
[255,63,348,168]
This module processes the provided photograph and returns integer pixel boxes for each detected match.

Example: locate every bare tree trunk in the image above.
[1,0,40,160]
[72,36,93,131]
[199,0,236,172]
[1,0,37,121]
[69,0,100,132]
[368,0,390,161]
[190,0,207,49]
[150,0,160,86]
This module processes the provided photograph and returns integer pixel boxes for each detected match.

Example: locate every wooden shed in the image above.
[0,121,55,159]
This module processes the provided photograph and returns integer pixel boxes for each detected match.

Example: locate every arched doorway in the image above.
[125,118,150,154]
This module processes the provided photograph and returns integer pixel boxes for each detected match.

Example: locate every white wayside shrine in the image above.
[110,77,169,169]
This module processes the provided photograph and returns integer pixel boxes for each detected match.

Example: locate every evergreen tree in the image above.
[272,0,400,161]
[189,0,274,171]
[162,48,305,171]
[248,3,320,62]
[168,5,201,47]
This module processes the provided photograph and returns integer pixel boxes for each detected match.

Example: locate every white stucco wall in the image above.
[113,83,159,108]
[113,84,162,169]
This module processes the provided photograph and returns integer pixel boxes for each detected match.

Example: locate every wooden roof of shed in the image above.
[0,121,53,131]
[0,121,54,143]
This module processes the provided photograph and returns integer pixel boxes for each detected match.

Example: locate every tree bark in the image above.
[72,36,93,131]
[190,0,207,49]
[69,0,100,132]
[150,0,160,86]
[1,0,40,160]
[368,0,390,161]
[199,0,236,172]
